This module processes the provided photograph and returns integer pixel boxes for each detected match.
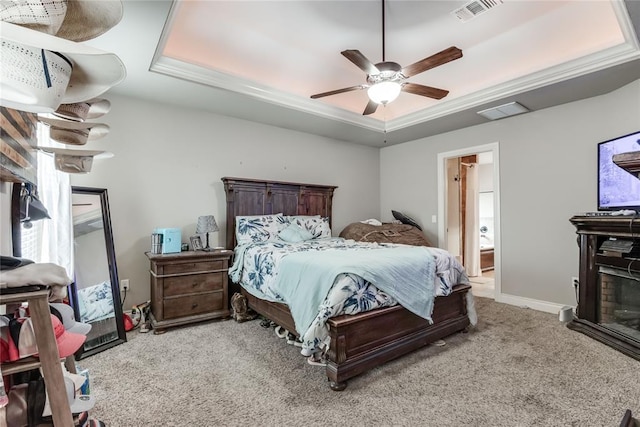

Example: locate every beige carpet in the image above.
[80,297,639,426]
[469,276,494,284]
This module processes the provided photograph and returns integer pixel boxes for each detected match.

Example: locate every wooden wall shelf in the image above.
[613,151,640,178]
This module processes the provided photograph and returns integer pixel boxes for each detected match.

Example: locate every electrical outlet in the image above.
[120,279,130,291]
[571,276,579,288]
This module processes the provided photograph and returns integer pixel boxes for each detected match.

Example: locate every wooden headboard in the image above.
[221,177,337,249]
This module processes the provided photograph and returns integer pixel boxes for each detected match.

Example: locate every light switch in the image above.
[431,215,437,223]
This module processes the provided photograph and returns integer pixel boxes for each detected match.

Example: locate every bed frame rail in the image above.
[242,284,471,391]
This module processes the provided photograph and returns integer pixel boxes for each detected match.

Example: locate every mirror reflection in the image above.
[71,187,125,358]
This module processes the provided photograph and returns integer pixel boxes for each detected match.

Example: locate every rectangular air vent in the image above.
[452,0,504,23]
[477,102,529,120]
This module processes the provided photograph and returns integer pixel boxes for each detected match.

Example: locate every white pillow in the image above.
[235,213,286,245]
[278,224,314,243]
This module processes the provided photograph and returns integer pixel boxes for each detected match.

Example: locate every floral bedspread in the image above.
[230,238,471,357]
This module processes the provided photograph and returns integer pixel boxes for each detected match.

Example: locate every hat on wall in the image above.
[37,146,112,173]
[0,0,124,42]
[39,116,109,145]
[53,97,111,121]
[50,302,92,335]
[0,21,126,113]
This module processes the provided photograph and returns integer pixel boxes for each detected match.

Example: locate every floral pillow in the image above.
[236,213,287,245]
[286,215,332,239]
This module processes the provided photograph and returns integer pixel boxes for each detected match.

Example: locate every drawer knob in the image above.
[192,282,198,287]
[192,303,198,309]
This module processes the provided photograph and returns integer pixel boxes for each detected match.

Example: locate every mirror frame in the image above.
[68,186,126,359]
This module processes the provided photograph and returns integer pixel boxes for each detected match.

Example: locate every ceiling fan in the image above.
[310,0,463,116]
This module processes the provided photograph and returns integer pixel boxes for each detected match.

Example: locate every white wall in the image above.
[381,79,640,307]
[70,94,381,306]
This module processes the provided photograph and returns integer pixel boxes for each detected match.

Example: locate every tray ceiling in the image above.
[86,1,640,147]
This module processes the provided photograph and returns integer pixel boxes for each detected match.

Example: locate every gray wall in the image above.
[70,94,381,306]
[380,79,640,307]
[4,80,638,311]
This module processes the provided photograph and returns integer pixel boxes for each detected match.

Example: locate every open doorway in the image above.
[437,143,500,299]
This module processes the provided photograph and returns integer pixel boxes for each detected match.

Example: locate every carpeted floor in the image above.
[80,297,640,426]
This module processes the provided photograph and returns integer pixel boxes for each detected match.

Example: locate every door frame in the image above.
[437,142,501,298]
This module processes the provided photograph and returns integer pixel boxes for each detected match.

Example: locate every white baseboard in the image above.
[494,292,569,315]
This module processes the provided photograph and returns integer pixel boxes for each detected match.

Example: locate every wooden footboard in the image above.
[326,283,471,390]
[241,283,471,390]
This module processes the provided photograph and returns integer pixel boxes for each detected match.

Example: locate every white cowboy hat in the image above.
[39,116,109,145]
[0,0,123,42]
[53,98,111,121]
[0,21,126,113]
[37,146,113,173]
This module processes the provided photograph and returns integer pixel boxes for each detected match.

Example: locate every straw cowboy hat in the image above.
[0,0,123,42]
[53,98,111,121]
[0,21,126,113]
[37,147,113,173]
[39,116,109,145]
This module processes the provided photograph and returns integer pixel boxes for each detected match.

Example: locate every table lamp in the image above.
[195,215,219,251]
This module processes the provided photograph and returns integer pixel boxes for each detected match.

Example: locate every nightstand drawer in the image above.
[163,273,223,297]
[162,260,224,275]
[163,292,223,319]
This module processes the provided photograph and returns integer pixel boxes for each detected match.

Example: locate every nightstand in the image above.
[146,250,232,333]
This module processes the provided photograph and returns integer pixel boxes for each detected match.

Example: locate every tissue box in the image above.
[154,227,181,254]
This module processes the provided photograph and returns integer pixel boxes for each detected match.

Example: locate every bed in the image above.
[222,177,474,391]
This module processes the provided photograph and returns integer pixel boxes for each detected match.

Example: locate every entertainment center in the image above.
[568,130,640,360]
[569,215,640,360]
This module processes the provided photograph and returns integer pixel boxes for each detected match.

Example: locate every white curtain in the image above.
[21,124,74,278]
[464,163,480,277]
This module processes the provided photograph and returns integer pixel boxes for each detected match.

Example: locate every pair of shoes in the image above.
[260,318,275,328]
[286,332,303,347]
[307,354,327,366]
[274,325,288,339]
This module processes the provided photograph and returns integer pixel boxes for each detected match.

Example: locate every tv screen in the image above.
[598,130,640,211]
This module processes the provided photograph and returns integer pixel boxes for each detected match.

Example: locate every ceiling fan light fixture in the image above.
[367,81,401,105]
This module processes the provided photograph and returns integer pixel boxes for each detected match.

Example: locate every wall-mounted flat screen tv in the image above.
[598,130,640,211]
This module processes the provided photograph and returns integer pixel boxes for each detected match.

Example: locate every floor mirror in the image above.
[68,186,126,359]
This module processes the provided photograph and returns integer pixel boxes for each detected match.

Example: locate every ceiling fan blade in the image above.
[402,83,449,100]
[310,85,365,99]
[363,100,378,115]
[401,46,463,78]
[341,50,380,75]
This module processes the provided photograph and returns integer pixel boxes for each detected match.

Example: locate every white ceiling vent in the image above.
[477,102,529,120]
[452,0,504,23]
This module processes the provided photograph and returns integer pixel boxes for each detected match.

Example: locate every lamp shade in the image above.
[196,215,219,234]
[367,81,401,105]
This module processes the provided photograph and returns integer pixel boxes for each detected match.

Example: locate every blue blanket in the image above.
[276,246,436,334]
